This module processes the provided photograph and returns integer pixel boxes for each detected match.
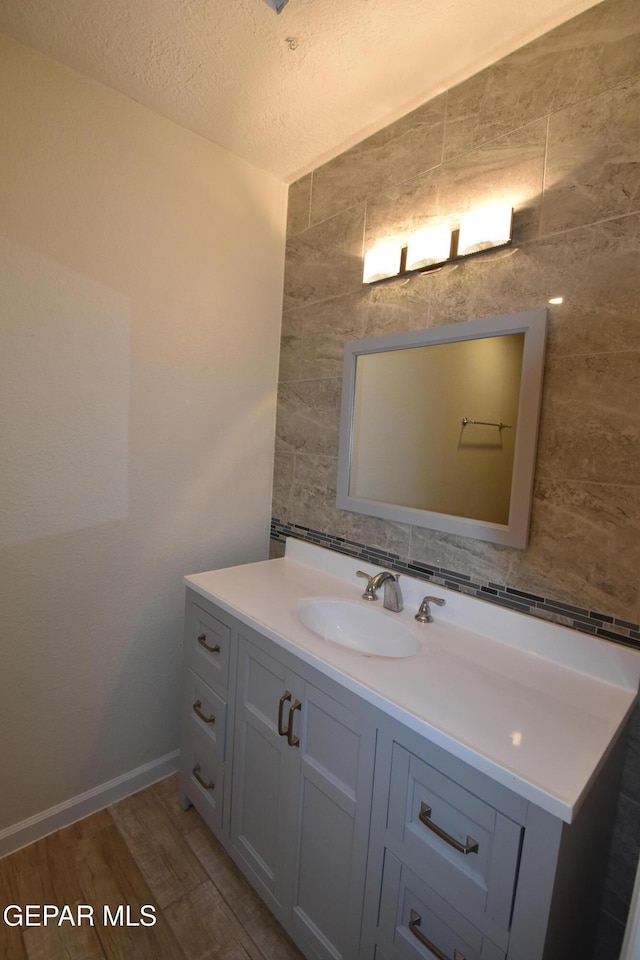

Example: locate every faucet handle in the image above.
[356,570,377,601]
[415,595,446,623]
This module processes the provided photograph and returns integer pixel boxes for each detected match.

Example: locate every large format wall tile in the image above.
[364,166,440,253]
[436,120,547,244]
[275,379,342,456]
[286,174,311,237]
[592,911,626,960]
[289,453,339,532]
[310,98,446,225]
[508,478,640,618]
[295,283,439,381]
[272,451,295,521]
[341,511,412,559]
[364,120,546,254]
[602,793,640,924]
[537,352,640,485]
[541,77,640,236]
[283,204,365,309]
[359,277,434,337]
[426,214,640,354]
[409,525,516,586]
[444,0,640,161]
[621,706,640,805]
[294,291,369,381]
[279,310,304,382]
[533,215,640,357]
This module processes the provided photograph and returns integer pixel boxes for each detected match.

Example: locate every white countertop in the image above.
[185,540,640,823]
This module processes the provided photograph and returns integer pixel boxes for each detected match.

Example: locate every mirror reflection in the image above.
[350,334,525,525]
[336,311,547,548]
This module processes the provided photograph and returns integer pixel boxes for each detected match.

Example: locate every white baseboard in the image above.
[0,750,180,858]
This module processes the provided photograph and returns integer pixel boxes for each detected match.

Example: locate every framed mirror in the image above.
[336,309,547,548]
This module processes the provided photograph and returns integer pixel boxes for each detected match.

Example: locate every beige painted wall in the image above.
[0,35,286,833]
[350,335,523,523]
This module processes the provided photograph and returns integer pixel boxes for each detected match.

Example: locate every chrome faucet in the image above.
[356,570,403,612]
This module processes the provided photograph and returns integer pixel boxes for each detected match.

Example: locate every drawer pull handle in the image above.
[192,700,215,724]
[193,764,215,791]
[419,802,479,855]
[409,909,466,960]
[278,691,292,736]
[197,633,221,654]
[287,700,302,747]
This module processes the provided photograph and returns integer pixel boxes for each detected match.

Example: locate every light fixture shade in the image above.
[406,225,451,271]
[363,242,402,284]
[457,205,513,256]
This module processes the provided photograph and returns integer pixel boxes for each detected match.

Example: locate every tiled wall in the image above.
[272,0,640,954]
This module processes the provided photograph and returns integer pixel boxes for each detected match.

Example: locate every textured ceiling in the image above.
[0,0,603,181]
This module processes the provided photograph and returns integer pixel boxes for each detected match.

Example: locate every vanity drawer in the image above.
[387,744,522,941]
[181,722,224,835]
[185,601,230,695]
[379,850,505,960]
[184,669,227,761]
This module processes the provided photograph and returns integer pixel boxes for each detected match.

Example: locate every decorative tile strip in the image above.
[270,518,640,651]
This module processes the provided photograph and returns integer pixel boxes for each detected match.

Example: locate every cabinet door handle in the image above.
[409,909,466,960]
[278,691,292,736]
[287,700,302,747]
[192,700,215,724]
[197,633,221,654]
[193,764,215,790]
[419,801,479,855]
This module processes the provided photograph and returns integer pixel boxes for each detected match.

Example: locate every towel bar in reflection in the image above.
[461,417,512,430]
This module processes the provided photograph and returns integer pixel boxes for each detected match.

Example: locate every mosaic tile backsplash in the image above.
[273,0,640,954]
[270,520,640,649]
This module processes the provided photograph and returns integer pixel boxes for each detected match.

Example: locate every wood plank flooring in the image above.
[0,776,305,960]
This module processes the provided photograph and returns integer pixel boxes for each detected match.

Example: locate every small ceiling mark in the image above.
[262,0,289,12]
[285,36,300,50]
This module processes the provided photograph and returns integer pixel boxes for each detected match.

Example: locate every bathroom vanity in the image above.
[179,540,640,960]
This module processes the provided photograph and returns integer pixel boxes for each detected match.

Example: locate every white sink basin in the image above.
[296,598,420,658]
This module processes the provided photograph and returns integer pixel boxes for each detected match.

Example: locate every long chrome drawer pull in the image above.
[419,802,479,855]
[193,764,215,790]
[192,700,215,724]
[197,633,221,654]
[278,692,292,736]
[409,910,466,960]
[287,700,302,747]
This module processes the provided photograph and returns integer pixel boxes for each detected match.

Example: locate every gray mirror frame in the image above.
[336,309,547,548]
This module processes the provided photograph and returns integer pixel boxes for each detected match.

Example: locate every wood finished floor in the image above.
[0,775,306,960]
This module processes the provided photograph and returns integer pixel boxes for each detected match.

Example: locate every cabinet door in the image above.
[290,681,376,960]
[230,631,376,960]
[230,633,301,915]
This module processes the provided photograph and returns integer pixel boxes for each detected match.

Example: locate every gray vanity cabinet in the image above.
[180,588,624,960]
[230,628,377,960]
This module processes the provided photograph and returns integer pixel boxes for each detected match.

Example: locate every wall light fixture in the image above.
[363,204,514,285]
[362,242,403,284]
[405,225,452,271]
[457,204,514,256]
